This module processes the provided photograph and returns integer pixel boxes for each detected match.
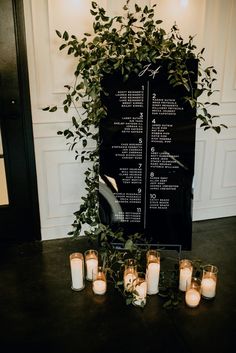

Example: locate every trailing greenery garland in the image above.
[44,1,225,307]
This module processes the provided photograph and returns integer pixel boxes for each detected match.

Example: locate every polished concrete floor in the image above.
[0,216,235,353]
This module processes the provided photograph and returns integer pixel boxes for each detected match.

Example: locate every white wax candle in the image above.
[146,262,160,295]
[70,258,84,290]
[133,281,147,306]
[185,288,201,308]
[179,267,192,291]
[93,279,106,295]
[201,278,216,298]
[86,258,98,281]
[136,282,147,298]
[124,273,137,291]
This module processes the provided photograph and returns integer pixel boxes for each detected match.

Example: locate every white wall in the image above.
[23,0,236,240]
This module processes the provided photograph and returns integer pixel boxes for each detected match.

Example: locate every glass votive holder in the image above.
[179,259,193,292]
[201,264,218,299]
[84,249,98,281]
[92,266,107,295]
[185,277,201,308]
[123,258,138,292]
[146,249,160,295]
[132,272,147,307]
[70,252,85,291]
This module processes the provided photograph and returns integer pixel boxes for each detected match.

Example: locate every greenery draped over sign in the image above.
[43,2,225,304]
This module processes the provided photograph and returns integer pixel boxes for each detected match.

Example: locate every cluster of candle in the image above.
[70,250,106,295]
[179,259,218,308]
[70,249,161,305]
[70,250,218,309]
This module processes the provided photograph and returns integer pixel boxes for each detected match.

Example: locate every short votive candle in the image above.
[146,249,160,295]
[123,258,138,292]
[70,252,85,291]
[92,266,107,295]
[179,259,193,292]
[201,264,218,299]
[84,249,98,281]
[185,277,201,308]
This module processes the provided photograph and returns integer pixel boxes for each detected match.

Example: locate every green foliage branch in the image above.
[44,1,225,306]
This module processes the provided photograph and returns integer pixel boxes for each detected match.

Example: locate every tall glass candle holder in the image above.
[146,249,160,295]
[185,277,201,308]
[123,258,138,292]
[84,249,98,281]
[179,259,193,291]
[70,252,85,291]
[201,264,218,299]
[132,272,147,307]
[92,266,107,295]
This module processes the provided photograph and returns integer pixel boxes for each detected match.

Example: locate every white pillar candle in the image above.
[86,258,98,281]
[185,288,201,308]
[133,281,147,306]
[179,267,192,291]
[146,262,160,295]
[70,257,84,291]
[201,278,216,298]
[93,279,106,295]
[124,273,137,291]
[124,258,138,292]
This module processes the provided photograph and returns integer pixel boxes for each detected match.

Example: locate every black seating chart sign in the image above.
[99,60,197,250]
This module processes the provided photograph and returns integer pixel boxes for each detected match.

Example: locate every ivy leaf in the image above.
[124,239,133,250]
[63,31,69,41]
[213,126,221,134]
[163,299,172,308]
[90,10,97,16]
[194,88,203,98]
[49,106,57,112]
[59,44,67,51]
[72,116,79,128]
[55,30,62,38]
[126,297,133,306]
[143,5,148,14]
[68,47,74,55]
[91,1,97,9]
